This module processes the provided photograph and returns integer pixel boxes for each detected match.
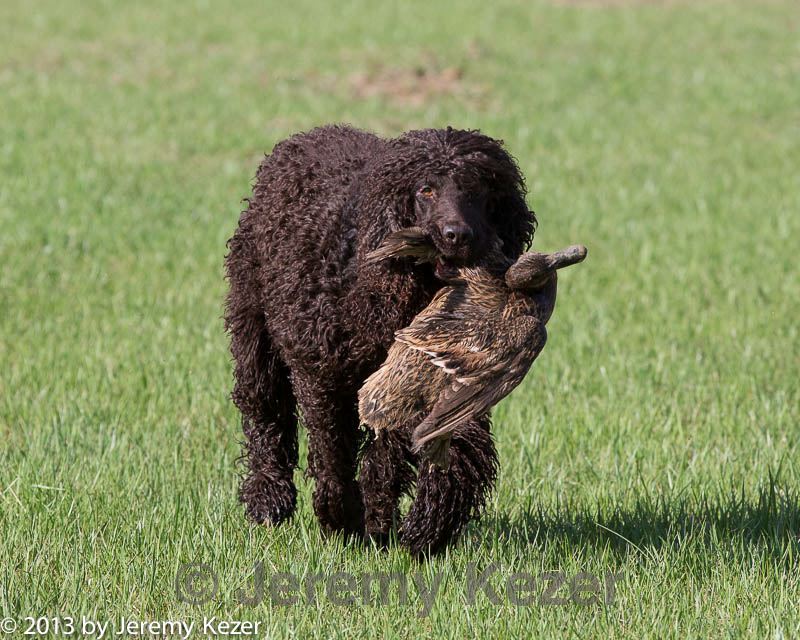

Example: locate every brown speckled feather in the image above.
[397,287,547,456]
[358,227,586,468]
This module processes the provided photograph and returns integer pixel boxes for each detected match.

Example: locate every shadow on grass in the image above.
[478,475,800,562]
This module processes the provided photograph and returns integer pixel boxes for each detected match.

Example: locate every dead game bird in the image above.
[359,228,587,468]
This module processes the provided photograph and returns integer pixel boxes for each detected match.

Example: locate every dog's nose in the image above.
[442,223,473,247]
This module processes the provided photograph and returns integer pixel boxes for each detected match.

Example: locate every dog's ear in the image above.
[366,137,435,228]
[491,190,536,258]
[352,143,429,259]
[487,148,536,257]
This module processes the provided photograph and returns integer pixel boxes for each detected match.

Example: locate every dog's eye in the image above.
[418,185,435,198]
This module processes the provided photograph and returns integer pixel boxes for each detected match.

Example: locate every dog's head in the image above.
[411,175,489,263]
[384,128,536,269]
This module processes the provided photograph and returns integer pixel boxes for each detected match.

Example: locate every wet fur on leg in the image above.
[230,323,299,526]
[360,429,417,544]
[399,416,498,556]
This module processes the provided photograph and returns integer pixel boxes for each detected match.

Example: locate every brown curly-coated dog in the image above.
[224,124,535,555]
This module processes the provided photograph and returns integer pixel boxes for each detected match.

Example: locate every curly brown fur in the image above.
[359,428,417,547]
[224,124,534,549]
[399,416,498,556]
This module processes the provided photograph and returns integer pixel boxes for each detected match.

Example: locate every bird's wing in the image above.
[400,312,548,452]
[364,227,438,265]
[393,287,466,352]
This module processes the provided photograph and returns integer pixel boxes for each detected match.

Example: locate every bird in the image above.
[358,227,587,468]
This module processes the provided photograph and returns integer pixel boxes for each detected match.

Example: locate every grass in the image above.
[1,0,799,637]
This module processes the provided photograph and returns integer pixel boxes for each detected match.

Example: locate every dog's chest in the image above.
[344,271,439,378]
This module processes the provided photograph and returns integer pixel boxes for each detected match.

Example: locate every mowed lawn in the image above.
[1,0,799,637]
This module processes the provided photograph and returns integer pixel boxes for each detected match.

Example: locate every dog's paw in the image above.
[240,475,297,526]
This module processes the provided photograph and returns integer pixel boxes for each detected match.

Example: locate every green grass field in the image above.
[2,0,799,637]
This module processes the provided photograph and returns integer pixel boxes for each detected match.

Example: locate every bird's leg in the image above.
[418,435,452,470]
